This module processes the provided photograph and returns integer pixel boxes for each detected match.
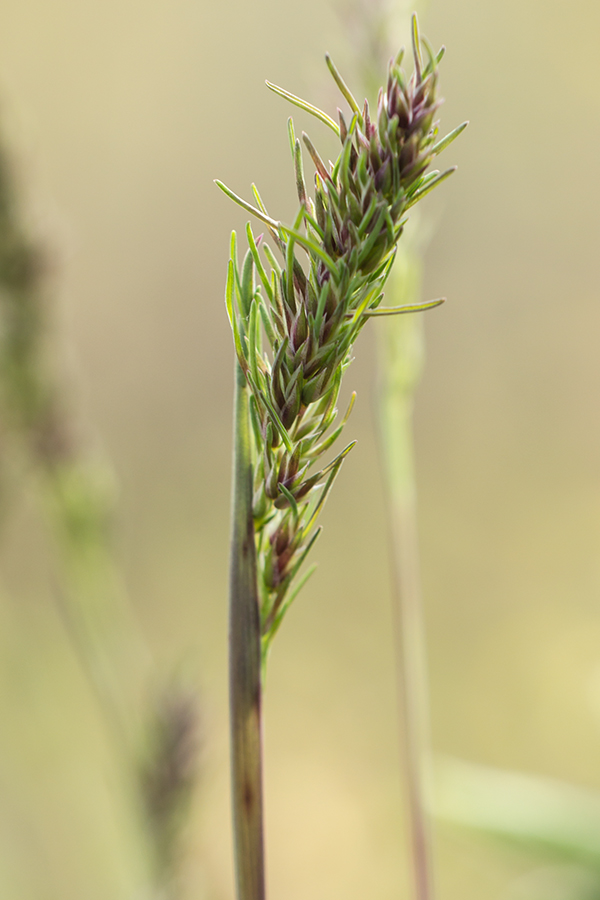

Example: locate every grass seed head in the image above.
[218,13,465,660]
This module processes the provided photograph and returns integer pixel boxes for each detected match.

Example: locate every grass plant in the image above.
[218,15,465,897]
[0,9,469,896]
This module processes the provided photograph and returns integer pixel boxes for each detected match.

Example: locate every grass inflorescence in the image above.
[219,14,466,665]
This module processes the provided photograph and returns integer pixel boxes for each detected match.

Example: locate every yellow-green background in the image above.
[0,0,599,897]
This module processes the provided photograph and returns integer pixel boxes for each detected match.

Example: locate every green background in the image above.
[0,0,599,897]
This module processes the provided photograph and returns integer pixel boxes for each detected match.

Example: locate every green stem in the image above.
[39,459,151,754]
[229,362,266,900]
[377,266,435,900]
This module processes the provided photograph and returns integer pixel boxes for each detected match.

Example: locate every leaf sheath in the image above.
[229,362,266,900]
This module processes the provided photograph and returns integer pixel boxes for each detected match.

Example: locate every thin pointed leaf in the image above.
[411,13,423,82]
[320,439,357,478]
[248,298,262,388]
[251,184,270,217]
[230,230,238,267]
[357,209,386,268]
[284,205,306,312]
[268,564,317,640]
[277,483,299,523]
[262,242,282,280]
[294,139,308,209]
[313,280,331,343]
[302,442,355,538]
[225,260,248,372]
[405,167,456,209]
[215,180,280,229]
[282,528,322,593]
[265,81,340,136]
[240,249,255,319]
[421,36,438,78]
[431,121,468,157]
[286,233,296,317]
[337,132,353,197]
[278,225,340,278]
[302,132,331,182]
[357,195,378,238]
[249,394,263,453]
[270,270,285,322]
[305,391,356,460]
[246,223,274,304]
[258,300,276,348]
[349,284,383,322]
[262,529,322,636]
[304,209,325,242]
[247,373,293,454]
[325,54,364,127]
[362,298,446,317]
[230,231,244,301]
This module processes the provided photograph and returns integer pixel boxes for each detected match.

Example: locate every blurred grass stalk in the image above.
[378,255,435,900]
[337,2,437,897]
[435,755,600,900]
[0,132,198,899]
[435,755,600,870]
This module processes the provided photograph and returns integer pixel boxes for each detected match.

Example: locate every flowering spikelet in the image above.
[217,14,466,659]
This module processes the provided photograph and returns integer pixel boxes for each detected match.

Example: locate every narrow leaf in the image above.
[262,243,282,280]
[258,300,276,349]
[246,223,274,304]
[357,209,386,268]
[240,249,255,319]
[278,225,339,278]
[362,297,446,317]
[277,483,299,522]
[411,13,423,82]
[248,298,262,388]
[302,443,355,538]
[305,391,356,460]
[215,180,280,229]
[301,132,331,182]
[225,260,248,372]
[268,564,317,639]
[431,121,468,157]
[287,117,295,159]
[265,81,340,137]
[405,167,457,209]
[251,184,270,217]
[262,529,322,637]
[294,139,308,209]
[325,54,364,127]
[248,374,294,454]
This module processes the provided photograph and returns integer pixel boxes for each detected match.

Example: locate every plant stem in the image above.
[229,361,266,900]
[377,261,435,900]
[42,460,150,753]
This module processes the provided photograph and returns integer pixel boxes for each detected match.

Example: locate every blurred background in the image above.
[0,0,599,897]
